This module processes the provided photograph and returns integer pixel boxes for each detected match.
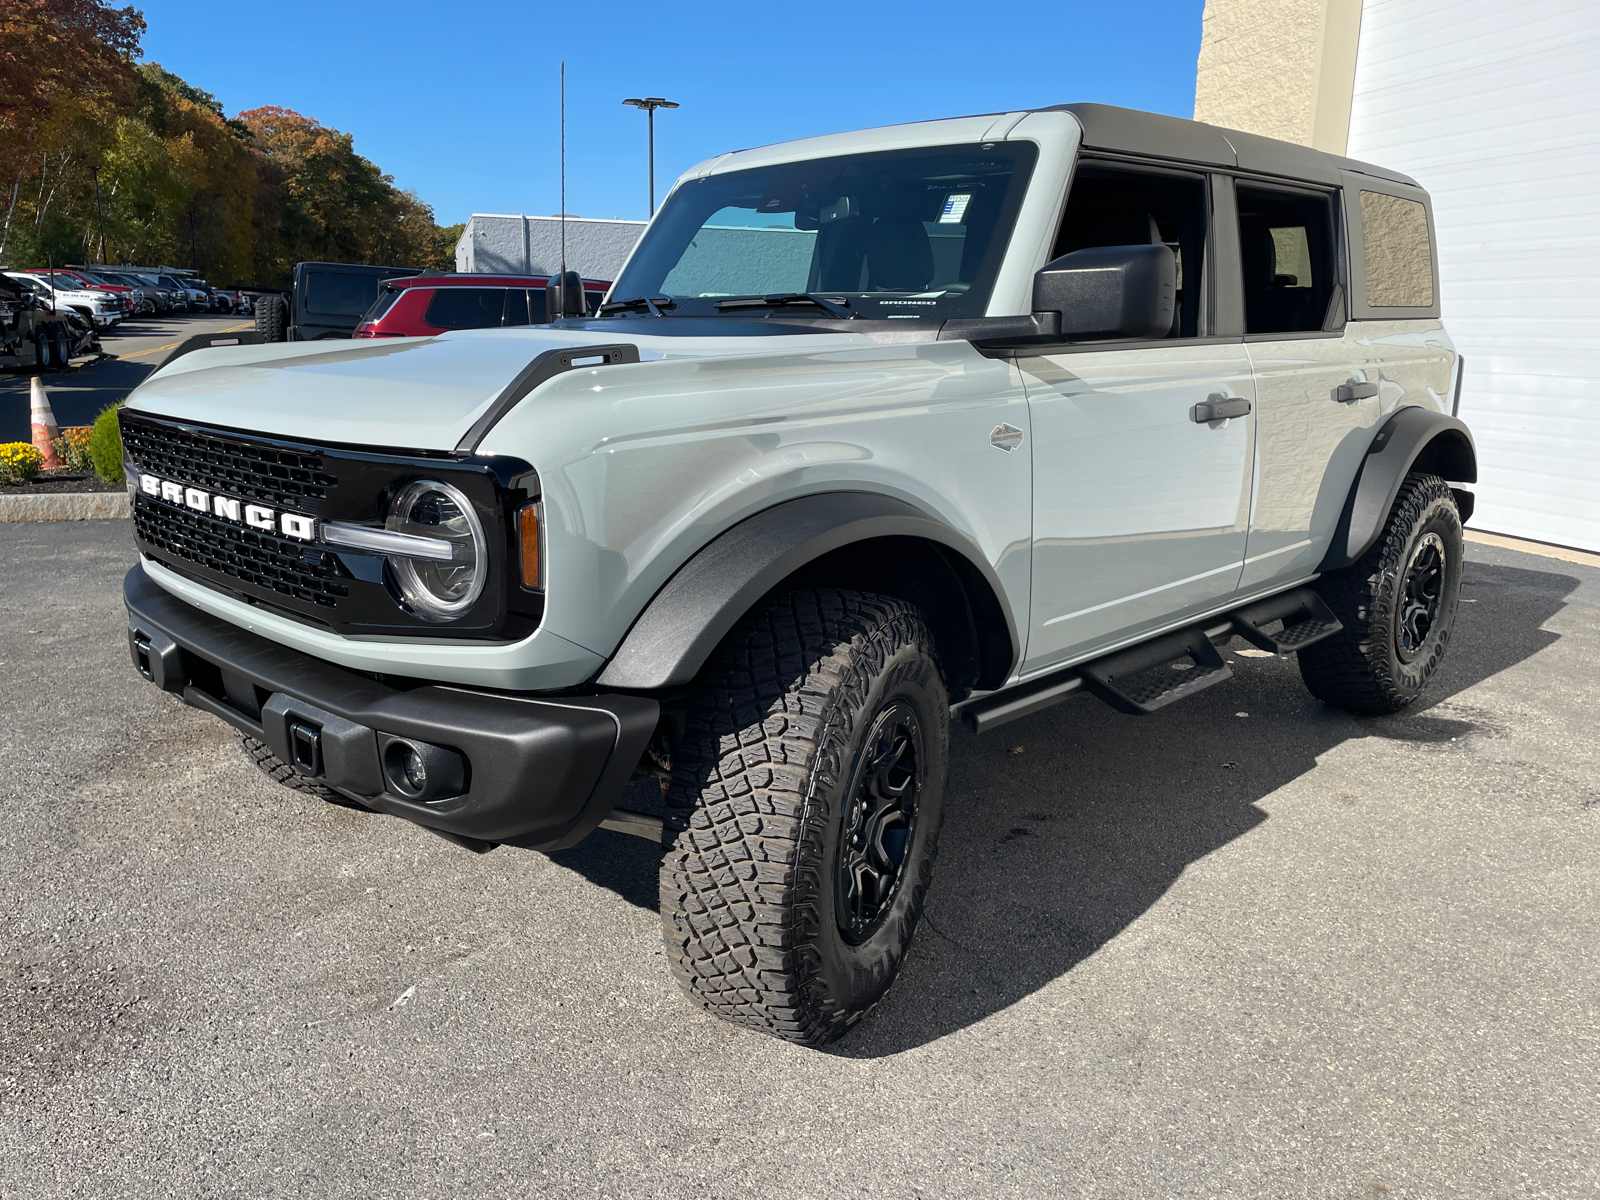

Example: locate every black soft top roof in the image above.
[1046,103,1418,189]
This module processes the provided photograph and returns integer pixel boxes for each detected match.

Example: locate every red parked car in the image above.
[353,272,610,338]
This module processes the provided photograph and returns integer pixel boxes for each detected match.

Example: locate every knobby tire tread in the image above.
[1299,472,1460,714]
[659,588,937,1046]
[235,731,358,806]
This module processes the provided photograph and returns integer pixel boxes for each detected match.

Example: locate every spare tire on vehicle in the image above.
[254,293,287,342]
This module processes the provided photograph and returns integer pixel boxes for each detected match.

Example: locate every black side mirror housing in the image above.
[1032,244,1176,341]
[545,270,586,321]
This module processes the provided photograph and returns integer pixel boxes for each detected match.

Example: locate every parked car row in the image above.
[2,271,127,330]
[0,271,94,370]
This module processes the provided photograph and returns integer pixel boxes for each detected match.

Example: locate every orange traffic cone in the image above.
[30,376,64,469]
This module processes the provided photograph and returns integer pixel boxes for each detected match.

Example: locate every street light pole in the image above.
[90,165,106,264]
[622,97,679,217]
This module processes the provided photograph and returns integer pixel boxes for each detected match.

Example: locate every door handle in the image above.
[1191,395,1251,423]
[1335,380,1379,403]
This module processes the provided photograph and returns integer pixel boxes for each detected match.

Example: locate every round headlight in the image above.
[385,479,487,622]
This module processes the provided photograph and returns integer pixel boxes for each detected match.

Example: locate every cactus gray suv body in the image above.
[121,103,1474,1046]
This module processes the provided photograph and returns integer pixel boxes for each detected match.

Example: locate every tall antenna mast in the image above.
[560,61,566,286]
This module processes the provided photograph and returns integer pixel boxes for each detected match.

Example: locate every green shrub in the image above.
[0,442,44,484]
[88,402,125,484]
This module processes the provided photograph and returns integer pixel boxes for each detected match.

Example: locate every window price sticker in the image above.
[938,193,972,224]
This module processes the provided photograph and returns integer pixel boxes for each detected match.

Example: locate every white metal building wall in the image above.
[1345,0,1600,550]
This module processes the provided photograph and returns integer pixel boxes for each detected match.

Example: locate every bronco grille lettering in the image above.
[136,470,317,541]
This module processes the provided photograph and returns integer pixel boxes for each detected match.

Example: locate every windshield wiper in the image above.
[597,295,675,317]
[713,293,854,320]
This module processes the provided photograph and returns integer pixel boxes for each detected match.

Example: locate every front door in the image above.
[1020,344,1256,674]
[1018,160,1256,676]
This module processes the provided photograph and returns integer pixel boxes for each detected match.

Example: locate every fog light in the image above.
[379,734,467,802]
[401,746,427,792]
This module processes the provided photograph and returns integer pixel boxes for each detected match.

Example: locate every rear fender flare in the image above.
[1320,406,1477,572]
[595,492,1019,691]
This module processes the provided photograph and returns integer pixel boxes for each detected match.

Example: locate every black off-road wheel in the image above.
[234,731,366,808]
[254,293,287,342]
[659,588,949,1047]
[1299,472,1464,714]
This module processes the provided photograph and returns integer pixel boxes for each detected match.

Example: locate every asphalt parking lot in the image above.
[2,521,1597,1199]
[0,313,249,443]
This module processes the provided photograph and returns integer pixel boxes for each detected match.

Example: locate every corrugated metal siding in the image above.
[1346,0,1600,550]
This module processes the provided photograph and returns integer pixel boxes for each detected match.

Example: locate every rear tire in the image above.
[1298,472,1464,714]
[34,330,53,370]
[254,293,287,342]
[659,588,948,1047]
[235,731,366,808]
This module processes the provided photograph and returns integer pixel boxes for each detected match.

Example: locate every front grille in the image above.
[135,497,351,609]
[122,419,335,511]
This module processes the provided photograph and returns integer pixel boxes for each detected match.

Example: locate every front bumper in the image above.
[124,564,658,851]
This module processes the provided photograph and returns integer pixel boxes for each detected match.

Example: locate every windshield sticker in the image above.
[938,194,972,224]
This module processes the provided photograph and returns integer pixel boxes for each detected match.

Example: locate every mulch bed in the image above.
[1,468,124,495]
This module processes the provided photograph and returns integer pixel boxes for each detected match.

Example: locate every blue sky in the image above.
[140,1,1205,225]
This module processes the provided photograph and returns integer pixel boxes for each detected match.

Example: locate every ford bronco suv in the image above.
[120,104,1473,1047]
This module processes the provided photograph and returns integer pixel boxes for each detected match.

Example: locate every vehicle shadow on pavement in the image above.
[544,560,1575,1056]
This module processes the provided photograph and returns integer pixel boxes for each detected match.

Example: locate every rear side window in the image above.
[361,288,400,324]
[1360,191,1434,307]
[304,271,380,317]
[1236,184,1339,335]
[424,287,506,329]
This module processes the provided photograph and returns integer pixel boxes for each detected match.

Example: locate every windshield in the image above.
[609,142,1037,322]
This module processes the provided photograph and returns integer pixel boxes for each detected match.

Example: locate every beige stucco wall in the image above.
[1194,0,1364,153]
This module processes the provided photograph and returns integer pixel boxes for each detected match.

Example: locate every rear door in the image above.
[1021,161,1256,674]
[1234,181,1379,590]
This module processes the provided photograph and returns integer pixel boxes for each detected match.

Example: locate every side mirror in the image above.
[545,270,586,321]
[1032,244,1176,341]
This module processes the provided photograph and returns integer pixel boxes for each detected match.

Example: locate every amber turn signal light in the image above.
[517,503,541,589]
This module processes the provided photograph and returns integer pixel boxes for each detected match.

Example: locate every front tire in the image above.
[659,588,949,1046]
[1298,472,1464,714]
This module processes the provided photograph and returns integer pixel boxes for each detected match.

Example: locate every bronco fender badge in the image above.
[990,423,1024,452]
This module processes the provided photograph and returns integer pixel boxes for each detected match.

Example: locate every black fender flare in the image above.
[595,491,1019,690]
[1320,406,1477,572]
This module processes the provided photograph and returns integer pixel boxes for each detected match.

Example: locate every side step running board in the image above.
[958,586,1343,734]
[1079,625,1232,716]
[1228,587,1342,653]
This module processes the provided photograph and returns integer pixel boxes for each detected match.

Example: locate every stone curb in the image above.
[0,491,131,521]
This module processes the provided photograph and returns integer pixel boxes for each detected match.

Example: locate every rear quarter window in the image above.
[1360,191,1434,307]
[361,289,401,324]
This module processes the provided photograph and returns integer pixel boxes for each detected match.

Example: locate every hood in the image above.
[126,324,879,452]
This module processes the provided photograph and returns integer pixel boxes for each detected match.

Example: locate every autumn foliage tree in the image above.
[0,1,457,284]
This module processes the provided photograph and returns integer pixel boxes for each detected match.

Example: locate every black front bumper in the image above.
[123,564,658,851]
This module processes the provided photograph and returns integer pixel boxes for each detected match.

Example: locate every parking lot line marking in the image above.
[119,340,183,360]
[115,323,253,362]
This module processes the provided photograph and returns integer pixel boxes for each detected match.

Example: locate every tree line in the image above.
[0,1,460,286]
